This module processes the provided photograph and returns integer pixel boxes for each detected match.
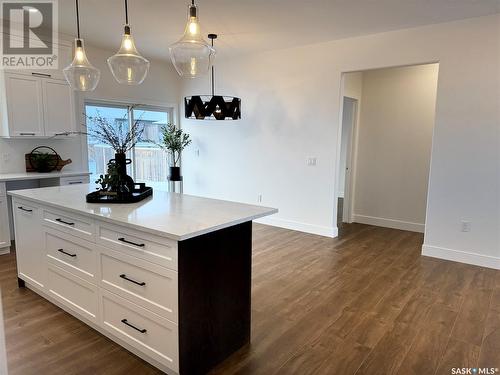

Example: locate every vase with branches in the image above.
[86,111,145,193]
[150,123,191,183]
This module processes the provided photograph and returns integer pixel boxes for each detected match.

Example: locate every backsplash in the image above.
[0,137,86,174]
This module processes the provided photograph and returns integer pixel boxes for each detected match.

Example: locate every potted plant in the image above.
[151,124,191,183]
[86,112,145,194]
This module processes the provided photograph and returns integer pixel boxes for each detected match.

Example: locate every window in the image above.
[85,102,173,191]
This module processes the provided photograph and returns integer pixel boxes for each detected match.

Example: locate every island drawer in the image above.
[100,289,179,372]
[96,222,177,271]
[47,263,99,324]
[99,246,178,322]
[43,208,95,241]
[45,228,97,283]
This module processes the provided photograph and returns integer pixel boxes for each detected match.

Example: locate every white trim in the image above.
[256,217,338,238]
[422,244,500,270]
[0,248,10,256]
[352,214,424,233]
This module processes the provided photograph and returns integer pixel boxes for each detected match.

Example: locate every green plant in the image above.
[95,162,122,192]
[151,124,191,167]
[30,152,53,172]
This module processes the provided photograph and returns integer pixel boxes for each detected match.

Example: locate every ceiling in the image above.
[57,0,500,61]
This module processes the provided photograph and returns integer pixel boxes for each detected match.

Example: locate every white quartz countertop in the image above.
[8,184,278,241]
[0,171,90,182]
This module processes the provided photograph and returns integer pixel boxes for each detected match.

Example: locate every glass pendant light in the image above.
[63,0,100,92]
[169,0,215,78]
[108,0,150,85]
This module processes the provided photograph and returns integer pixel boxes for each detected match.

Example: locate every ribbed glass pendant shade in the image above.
[63,39,100,92]
[108,25,150,85]
[169,3,215,78]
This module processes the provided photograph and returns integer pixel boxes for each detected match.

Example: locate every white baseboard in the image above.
[352,214,424,233]
[255,217,338,238]
[422,244,500,270]
[0,248,10,256]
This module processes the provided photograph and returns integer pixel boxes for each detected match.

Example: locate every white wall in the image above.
[181,14,500,268]
[352,64,439,233]
[0,41,180,174]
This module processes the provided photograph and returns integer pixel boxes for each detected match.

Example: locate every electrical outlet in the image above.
[257,194,262,203]
[307,157,317,166]
[2,153,10,162]
[461,220,472,232]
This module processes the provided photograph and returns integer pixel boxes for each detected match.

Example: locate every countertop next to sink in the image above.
[0,171,91,182]
[8,184,278,241]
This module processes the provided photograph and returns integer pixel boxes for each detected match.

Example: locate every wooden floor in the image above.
[1,223,499,375]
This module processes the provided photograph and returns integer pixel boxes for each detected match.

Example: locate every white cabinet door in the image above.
[5,74,44,137]
[0,197,10,249]
[13,200,45,288]
[43,79,75,136]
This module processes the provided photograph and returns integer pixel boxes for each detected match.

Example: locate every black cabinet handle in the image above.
[32,72,51,78]
[19,133,36,136]
[118,238,145,247]
[55,218,75,226]
[58,248,77,258]
[121,319,147,334]
[120,274,146,286]
[18,206,33,212]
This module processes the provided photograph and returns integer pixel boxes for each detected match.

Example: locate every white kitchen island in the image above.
[8,184,277,375]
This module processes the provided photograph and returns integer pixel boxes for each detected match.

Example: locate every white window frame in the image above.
[82,99,177,181]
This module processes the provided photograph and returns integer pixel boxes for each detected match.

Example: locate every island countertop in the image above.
[8,184,277,241]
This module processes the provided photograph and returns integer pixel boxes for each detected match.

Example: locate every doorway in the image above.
[336,63,439,234]
[337,97,358,228]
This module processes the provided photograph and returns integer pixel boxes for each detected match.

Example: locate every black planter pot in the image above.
[169,166,183,181]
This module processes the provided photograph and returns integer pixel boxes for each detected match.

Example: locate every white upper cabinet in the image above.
[0,41,76,138]
[43,79,76,136]
[4,73,45,137]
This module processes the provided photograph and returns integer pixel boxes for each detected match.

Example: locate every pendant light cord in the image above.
[211,37,215,96]
[124,0,129,24]
[75,0,81,39]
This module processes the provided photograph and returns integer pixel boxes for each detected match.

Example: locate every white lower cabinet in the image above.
[99,246,178,322]
[100,289,179,372]
[12,199,45,288]
[47,263,99,323]
[14,203,179,374]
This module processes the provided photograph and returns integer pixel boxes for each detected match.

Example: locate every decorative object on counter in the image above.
[25,146,72,173]
[108,0,150,85]
[148,123,191,193]
[169,0,215,78]
[185,34,241,120]
[85,111,153,203]
[64,0,101,91]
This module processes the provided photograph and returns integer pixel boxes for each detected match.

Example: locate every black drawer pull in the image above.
[120,274,146,286]
[118,238,145,247]
[55,218,75,226]
[19,132,36,136]
[58,248,77,257]
[68,181,83,185]
[121,319,147,333]
[18,206,33,212]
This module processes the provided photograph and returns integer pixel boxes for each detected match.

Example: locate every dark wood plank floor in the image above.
[1,223,499,375]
